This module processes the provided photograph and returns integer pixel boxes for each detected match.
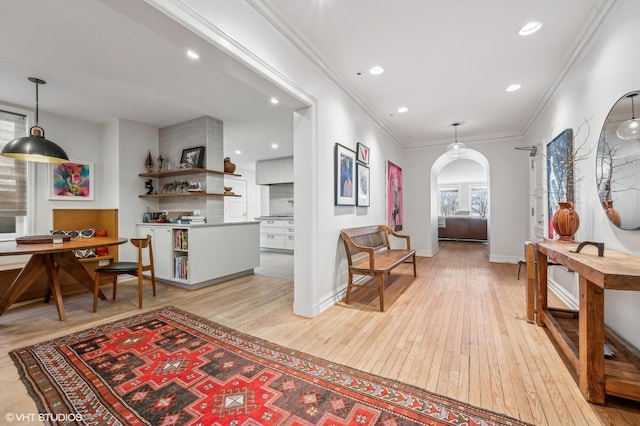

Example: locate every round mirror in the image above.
[596,91,640,229]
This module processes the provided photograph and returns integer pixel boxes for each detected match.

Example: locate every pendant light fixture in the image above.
[447,122,467,157]
[1,77,69,163]
[616,93,640,141]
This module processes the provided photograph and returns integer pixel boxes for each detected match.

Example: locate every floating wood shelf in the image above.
[139,168,241,178]
[139,192,241,199]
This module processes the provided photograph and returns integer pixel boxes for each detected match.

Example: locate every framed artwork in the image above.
[334,143,356,206]
[387,161,403,230]
[356,142,370,165]
[546,128,574,238]
[356,163,370,207]
[49,160,95,200]
[180,146,205,168]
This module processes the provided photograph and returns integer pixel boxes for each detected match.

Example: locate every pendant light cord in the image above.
[34,80,39,126]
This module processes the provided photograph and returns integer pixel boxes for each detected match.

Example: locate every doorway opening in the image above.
[431,149,490,249]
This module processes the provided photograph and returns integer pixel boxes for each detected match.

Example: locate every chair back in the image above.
[130,235,154,274]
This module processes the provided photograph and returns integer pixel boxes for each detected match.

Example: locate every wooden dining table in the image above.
[0,237,127,321]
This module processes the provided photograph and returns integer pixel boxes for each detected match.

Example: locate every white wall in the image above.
[116,119,159,261]
[403,137,529,262]
[30,114,160,263]
[152,0,406,316]
[523,0,640,348]
[33,111,109,233]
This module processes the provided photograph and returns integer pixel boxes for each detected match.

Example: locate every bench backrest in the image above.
[340,225,393,264]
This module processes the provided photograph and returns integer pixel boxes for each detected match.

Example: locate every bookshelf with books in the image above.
[173,228,189,281]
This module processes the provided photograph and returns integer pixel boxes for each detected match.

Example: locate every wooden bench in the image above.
[340,225,416,311]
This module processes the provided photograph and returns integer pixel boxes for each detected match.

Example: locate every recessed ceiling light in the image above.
[369,66,384,75]
[506,84,521,92]
[186,50,200,59]
[270,97,279,104]
[235,150,242,155]
[397,106,409,113]
[518,22,542,36]
[271,143,279,149]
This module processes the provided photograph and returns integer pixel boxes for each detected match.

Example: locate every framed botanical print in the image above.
[356,142,370,165]
[386,161,403,230]
[356,163,370,207]
[49,160,95,200]
[334,143,356,206]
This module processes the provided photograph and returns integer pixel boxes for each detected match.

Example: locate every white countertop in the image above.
[256,216,294,220]
[138,221,259,227]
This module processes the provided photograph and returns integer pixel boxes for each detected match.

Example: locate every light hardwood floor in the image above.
[1,241,639,425]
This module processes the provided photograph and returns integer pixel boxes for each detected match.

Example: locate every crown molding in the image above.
[247,0,407,149]
[145,0,317,109]
[521,0,618,135]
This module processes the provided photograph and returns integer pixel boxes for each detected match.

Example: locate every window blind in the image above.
[0,110,27,217]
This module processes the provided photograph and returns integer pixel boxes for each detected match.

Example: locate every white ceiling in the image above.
[255,0,611,147]
[0,0,612,167]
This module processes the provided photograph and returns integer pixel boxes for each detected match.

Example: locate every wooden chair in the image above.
[93,235,156,312]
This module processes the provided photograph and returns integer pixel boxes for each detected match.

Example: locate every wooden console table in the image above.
[525,240,640,404]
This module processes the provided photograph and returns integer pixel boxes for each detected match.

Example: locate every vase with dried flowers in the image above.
[546,121,592,241]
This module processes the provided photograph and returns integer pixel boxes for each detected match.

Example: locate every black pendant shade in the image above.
[1,77,69,163]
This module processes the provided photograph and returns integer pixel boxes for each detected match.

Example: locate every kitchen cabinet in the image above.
[137,222,260,288]
[259,218,294,251]
[138,167,242,199]
[137,225,173,280]
[255,157,293,185]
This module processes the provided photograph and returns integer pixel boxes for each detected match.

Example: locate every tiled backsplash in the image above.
[158,116,224,223]
[269,183,294,216]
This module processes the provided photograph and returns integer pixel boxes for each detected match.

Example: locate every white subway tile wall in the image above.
[158,116,225,223]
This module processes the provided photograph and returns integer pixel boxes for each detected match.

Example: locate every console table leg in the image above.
[536,254,548,327]
[579,276,605,404]
[525,241,536,323]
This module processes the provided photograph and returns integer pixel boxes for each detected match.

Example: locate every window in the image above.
[439,188,459,216]
[470,186,488,217]
[0,108,28,238]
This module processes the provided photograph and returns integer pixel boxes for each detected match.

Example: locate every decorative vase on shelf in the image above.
[552,201,580,241]
[145,150,153,172]
[224,157,236,173]
[603,200,621,227]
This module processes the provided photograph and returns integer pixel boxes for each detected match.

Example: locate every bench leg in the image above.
[378,273,385,312]
[346,270,353,305]
[412,254,417,277]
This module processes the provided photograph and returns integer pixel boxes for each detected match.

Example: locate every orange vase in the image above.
[224,157,236,173]
[603,200,621,227]
[552,201,580,241]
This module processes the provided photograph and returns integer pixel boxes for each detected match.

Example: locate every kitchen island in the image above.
[137,221,259,289]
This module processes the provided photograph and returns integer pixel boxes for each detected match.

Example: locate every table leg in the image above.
[54,252,106,300]
[0,254,47,315]
[579,275,606,404]
[44,254,65,321]
[536,252,548,327]
[525,241,536,323]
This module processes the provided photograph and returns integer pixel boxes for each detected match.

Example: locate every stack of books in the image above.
[179,215,206,224]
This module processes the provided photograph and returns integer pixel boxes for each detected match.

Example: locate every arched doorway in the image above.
[430,149,490,251]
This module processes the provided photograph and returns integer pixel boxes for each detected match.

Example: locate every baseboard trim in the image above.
[548,278,579,310]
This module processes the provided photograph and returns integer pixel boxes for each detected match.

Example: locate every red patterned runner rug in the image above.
[11,306,531,425]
